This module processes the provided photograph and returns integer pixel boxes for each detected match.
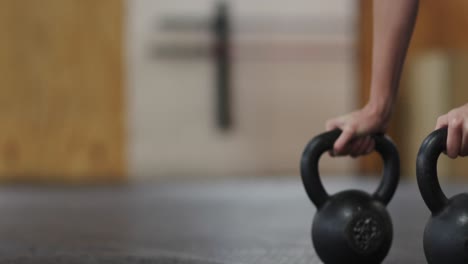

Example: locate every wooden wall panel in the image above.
[359,0,468,177]
[0,0,126,183]
[403,1,468,178]
[409,0,468,52]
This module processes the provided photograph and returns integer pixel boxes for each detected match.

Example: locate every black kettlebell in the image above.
[417,127,468,264]
[300,129,400,264]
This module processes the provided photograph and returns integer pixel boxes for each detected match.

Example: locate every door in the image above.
[0,0,126,182]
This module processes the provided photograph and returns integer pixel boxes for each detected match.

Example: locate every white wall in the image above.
[125,0,358,179]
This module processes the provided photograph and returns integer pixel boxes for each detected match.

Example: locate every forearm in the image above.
[367,0,419,119]
[326,0,420,154]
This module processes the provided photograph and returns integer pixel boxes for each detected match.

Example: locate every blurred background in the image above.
[0,0,467,184]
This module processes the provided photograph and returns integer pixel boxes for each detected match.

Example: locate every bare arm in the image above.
[368,0,419,122]
[326,0,419,156]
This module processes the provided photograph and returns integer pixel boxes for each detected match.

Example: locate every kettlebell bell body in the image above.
[417,127,468,264]
[312,190,393,264]
[301,129,400,264]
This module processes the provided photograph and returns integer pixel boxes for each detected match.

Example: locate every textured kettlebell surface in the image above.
[0,177,458,263]
[351,215,383,253]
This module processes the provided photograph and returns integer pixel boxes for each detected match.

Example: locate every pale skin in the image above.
[327,0,468,159]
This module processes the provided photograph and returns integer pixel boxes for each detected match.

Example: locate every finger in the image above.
[359,136,374,155]
[350,137,371,157]
[365,138,375,154]
[327,119,341,156]
[350,138,366,158]
[334,128,355,155]
[355,136,374,157]
[461,124,468,156]
[435,115,448,130]
[326,119,342,156]
[436,115,449,154]
[447,117,463,158]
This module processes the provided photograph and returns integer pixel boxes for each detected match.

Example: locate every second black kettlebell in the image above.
[417,127,468,264]
[301,129,400,264]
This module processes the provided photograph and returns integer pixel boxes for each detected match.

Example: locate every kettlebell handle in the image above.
[416,127,449,214]
[300,129,400,208]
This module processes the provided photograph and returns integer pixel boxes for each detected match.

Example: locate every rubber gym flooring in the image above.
[0,177,452,263]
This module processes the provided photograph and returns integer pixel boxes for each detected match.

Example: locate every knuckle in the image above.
[450,116,463,127]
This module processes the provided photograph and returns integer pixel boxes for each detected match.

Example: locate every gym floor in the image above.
[0,176,447,263]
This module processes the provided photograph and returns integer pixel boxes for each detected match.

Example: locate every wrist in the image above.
[364,99,393,123]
